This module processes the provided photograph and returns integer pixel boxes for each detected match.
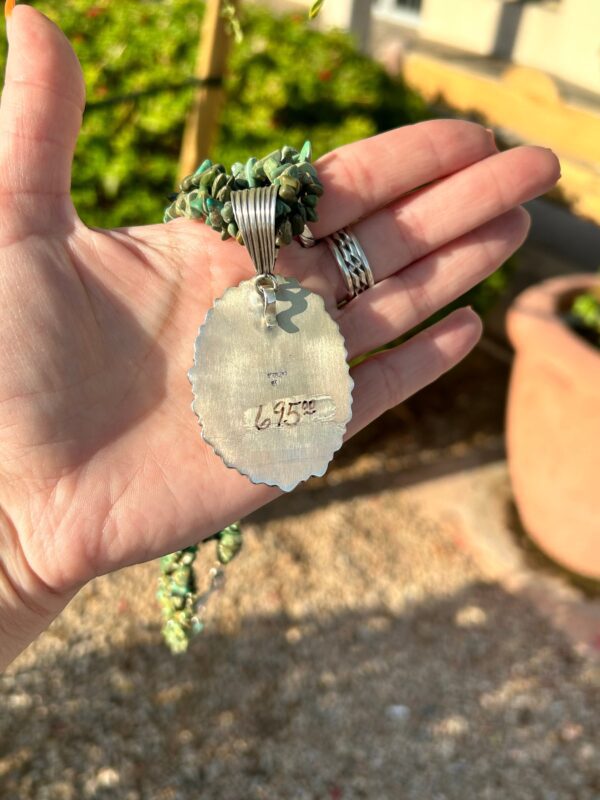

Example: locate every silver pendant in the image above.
[188,187,353,491]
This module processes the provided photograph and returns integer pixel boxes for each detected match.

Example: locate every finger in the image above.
[132,120,497,285]
[347,307,482,436]
[308,145,559,302]
[338,207,529,359]
[0,5,85,216]
[311,119,497,238]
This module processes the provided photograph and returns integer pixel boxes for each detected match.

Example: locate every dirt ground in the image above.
[1,348,599,800]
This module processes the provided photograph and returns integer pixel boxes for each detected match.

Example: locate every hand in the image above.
[0,6,559,663]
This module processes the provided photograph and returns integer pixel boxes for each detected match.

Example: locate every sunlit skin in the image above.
[0,5,560,668]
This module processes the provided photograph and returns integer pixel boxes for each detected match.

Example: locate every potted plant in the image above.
[506,274,600,579]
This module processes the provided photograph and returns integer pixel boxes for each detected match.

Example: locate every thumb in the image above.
[0,3,85,221]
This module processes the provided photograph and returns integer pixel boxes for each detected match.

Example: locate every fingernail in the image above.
[4,0,15,38]
[485,127,498,151]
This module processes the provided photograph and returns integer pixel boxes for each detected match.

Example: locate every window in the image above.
[375,0,422,25]
[395,0,422,10]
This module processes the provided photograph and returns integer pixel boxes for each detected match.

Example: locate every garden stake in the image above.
[179,0,234,180]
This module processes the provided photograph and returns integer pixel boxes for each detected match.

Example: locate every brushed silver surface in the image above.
[188,275,353,492]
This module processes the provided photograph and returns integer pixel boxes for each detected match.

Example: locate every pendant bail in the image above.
[231,186,279,327]
[231,185,279,276]
[254,274,278,328]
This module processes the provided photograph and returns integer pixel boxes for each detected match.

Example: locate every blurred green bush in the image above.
[0,1,510,317]
[566,283,600,350]
[0,0,426,227]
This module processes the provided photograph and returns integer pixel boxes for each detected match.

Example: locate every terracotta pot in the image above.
[506,274,600,579]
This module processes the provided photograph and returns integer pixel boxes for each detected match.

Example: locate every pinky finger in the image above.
[347,308,482,436]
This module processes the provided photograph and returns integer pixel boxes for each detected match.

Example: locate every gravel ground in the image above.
[1,352,599,800]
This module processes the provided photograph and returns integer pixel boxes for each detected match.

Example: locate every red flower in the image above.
[318,69,333,82]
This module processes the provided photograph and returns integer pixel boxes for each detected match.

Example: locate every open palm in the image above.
[0,6,559,630]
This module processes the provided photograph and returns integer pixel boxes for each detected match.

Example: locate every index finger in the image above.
[311,119,497,237]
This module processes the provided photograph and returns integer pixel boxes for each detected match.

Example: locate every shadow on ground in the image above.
[1,582,598,800]
[1,349,598,800]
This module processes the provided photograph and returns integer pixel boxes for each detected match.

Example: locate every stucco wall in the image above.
[420,0,599,94]
[512,0,600,94]
[420,0,505,55]
[278,0,599,95]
